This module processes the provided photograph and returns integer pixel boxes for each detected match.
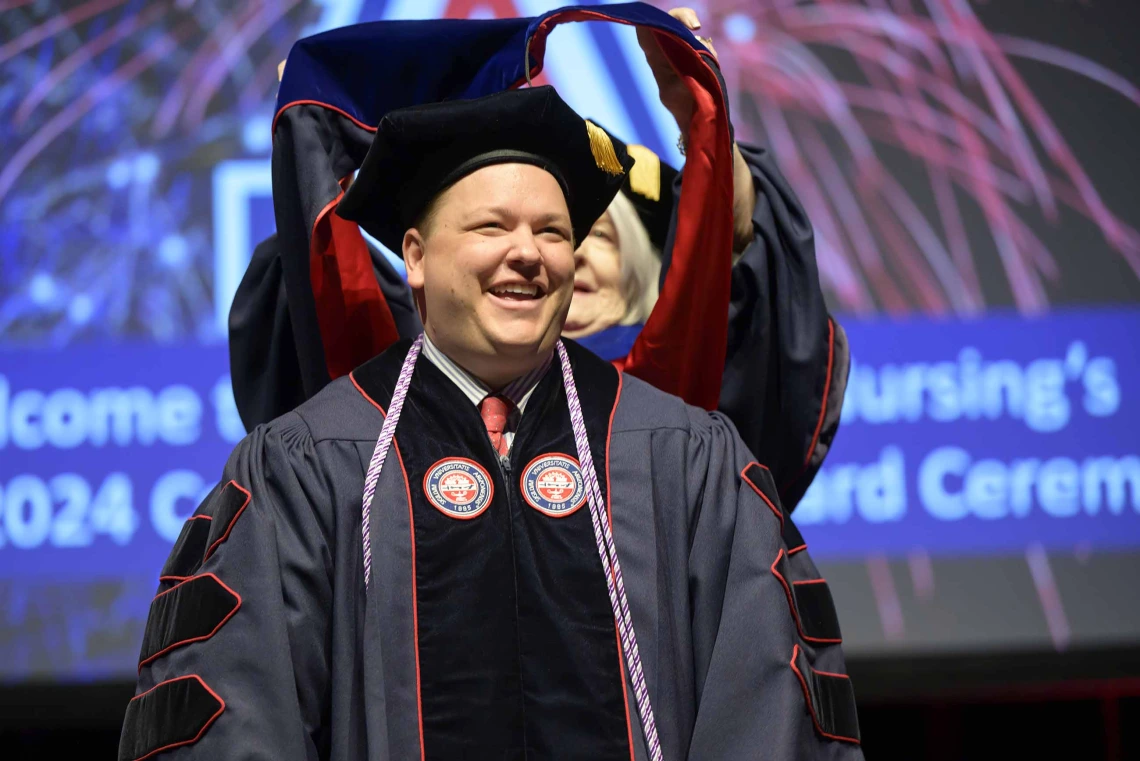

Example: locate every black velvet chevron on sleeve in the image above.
[790,645,861,745]
[203,481,251,561]
[118,675,225,761]
[771,550,843,645]
[159,515,214,580]
[157,480,250,584]
[741,461,807,550]
[139,574,242,670]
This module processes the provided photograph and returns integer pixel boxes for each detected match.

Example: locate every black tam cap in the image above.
[337,86,634,254]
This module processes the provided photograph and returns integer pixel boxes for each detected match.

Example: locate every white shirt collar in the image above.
[419,333,553,414]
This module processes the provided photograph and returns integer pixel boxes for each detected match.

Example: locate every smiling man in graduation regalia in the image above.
[119,85,864,760]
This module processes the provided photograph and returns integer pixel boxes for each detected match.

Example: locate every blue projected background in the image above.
[2,0,1139,681]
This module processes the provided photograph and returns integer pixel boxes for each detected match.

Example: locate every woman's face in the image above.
[563,210,627,338]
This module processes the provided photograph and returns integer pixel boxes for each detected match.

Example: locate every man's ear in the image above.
[403,229,426,289]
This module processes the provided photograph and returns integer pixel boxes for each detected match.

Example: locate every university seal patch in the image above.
[423,458,494,519]
[521,454,587,518]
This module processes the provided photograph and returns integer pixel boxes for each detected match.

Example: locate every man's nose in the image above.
[506,228,542,266]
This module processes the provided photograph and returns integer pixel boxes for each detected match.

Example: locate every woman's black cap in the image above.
[600,126,680,252]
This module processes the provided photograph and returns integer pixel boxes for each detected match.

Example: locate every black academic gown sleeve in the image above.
[681,406,862,759]
[118,414,334,761]
[605,372,861,758]
[228,235,305,433]
[228,233,422,432]
[659,143,851,511]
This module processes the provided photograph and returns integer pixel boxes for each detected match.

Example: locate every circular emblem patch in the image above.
[423,458,494,520]
[520,454,587,518]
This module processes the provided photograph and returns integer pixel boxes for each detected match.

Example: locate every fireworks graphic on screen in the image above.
[689,0,1140,315]
[0,0,317,344]
[3,0,1139,333]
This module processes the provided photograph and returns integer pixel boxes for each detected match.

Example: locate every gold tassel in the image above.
[584,120,625,176]
[625,144,661,201]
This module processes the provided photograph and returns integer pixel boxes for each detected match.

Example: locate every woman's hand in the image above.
[635,7,716,143]
[637,8,755,252]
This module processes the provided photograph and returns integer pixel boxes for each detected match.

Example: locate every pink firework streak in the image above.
[0,0,310,205]
[673,0,1140,315]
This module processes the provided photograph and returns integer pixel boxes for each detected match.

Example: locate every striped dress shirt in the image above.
[420,334,553,452]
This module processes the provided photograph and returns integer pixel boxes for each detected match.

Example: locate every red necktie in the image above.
[479,394,513,456]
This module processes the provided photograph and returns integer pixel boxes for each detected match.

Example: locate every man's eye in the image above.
[479,221,504,230]
[542,227,570,240]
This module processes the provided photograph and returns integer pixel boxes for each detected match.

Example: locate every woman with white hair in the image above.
[563,181,663,345]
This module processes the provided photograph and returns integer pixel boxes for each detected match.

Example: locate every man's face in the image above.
[403,163,575,378]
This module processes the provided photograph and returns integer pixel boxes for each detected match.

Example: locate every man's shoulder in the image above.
[613,372,719,436]
[288,375,384,444]
[561,338,723,439]
[233,375,379,460]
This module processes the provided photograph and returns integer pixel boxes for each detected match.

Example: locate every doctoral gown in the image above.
[120,340,862,760]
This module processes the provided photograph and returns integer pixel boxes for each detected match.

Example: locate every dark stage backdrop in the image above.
[1,0,1138,690]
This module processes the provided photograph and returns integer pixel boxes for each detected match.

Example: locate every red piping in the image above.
[603,368,636,761]
[138,574,242,672]
[528,10,735,412]
[350,371,426,760]
[203,481,251,562]
[157,514,212,582]
[740,462,783,526]
[789,644,860,745]
[272,99,377,136]
[309,180,400,380]
[771,550,843,645]
[127,675,226,761]
[783,318,836,494]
